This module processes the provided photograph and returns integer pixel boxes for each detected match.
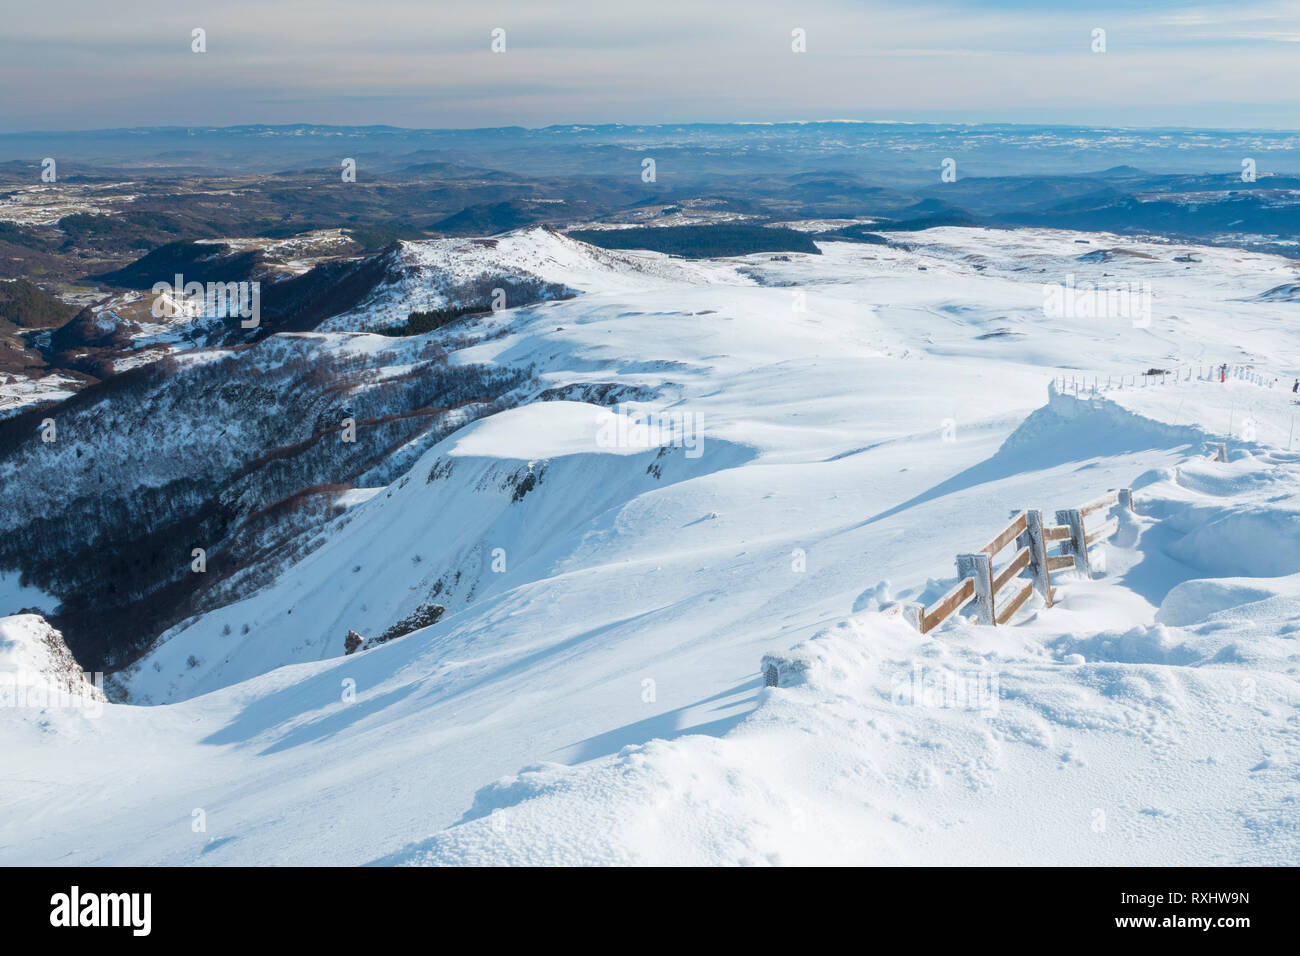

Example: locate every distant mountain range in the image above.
[4,121,1299,182]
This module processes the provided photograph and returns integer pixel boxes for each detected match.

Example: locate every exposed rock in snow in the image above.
[0,614,105,703]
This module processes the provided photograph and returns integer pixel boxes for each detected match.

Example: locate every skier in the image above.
[1293,379,1299,393]
[1220,364,1227,383]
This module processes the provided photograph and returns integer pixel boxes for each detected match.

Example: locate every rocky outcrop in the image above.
[343,602,446,656]
[0,614,106,701]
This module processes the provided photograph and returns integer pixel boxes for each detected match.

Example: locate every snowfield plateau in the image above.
[2,226,1299,865]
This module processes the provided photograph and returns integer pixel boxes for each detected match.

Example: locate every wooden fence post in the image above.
[1055,508,1092,578]
[955,552,995,625]
[1021,510,1054,607]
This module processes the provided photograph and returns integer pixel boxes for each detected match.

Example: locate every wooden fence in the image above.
[902,488,1134,635]
[1055,364,1281,395]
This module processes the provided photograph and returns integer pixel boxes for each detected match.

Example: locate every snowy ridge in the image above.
[4,225,1300,865]
[318,227,751,332]
[124,401,757,702]
[384,436,1300,866]
[1059,371,1300,454]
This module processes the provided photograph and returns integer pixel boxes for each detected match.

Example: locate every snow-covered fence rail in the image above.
[761,488,1136,687]
[902,488,1133,635]
[1053,363,1285,397]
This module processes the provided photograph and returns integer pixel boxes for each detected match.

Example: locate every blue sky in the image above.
[2,1,1298,131]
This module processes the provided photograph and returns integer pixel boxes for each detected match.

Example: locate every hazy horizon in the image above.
[7,117,1300,136]
[3,1,1298,133]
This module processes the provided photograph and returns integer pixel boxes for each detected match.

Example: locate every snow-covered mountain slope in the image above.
[2,225,1299,865]
[384,400,1300,865]
[0,615,105,704]
[318,227,745,332]
[0,327,534,669]
[125,401,757,701]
